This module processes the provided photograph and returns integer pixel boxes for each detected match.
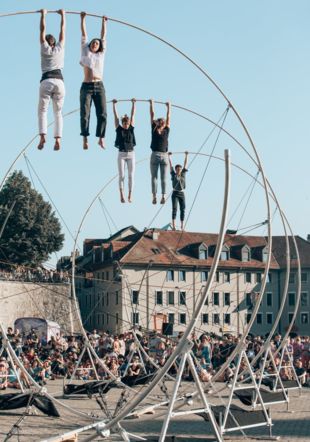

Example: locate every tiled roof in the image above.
[118,230,279,269]
[272,235,310,268]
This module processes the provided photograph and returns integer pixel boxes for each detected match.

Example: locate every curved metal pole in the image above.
[0,10,280,430]
[0,12,273,269]
[82,149,231,436]
[0,99,256,195]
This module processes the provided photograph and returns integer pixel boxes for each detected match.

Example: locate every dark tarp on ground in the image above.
[262,377,300,390]
[275,379,300,389]
[234,388,286,406]
[121,373,152,387]
[199,404,267,430]
[64,380,115,396]
[0,392,60,417]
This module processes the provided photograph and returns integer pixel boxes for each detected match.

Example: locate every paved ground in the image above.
[0,380,309,442]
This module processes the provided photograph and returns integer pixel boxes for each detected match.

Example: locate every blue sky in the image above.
[0,1,309,266]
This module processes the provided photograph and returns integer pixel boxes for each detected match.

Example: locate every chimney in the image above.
[152,229,159,241]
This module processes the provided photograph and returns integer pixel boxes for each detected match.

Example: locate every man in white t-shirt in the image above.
[38,9,66,151]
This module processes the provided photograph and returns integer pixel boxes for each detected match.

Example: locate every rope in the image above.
[236,170,260,231]
[184,105,230,230]
[23,154,78,245]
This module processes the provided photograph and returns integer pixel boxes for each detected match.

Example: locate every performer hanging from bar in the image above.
[169,151,188,230]
[113,99,136,203]
[80,12,107,150]
[149,100,171,204]
[38,9,66,151]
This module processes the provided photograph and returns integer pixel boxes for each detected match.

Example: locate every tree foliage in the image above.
[0,170,64,267]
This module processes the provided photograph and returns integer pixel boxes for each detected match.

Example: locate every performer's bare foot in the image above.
[98,137,105,149]
[152,195,157,204]
[54,138,61,151]
[38,134,46,150]
[128,192,132,203]
[172,221,176,231]
[120,191,125,203]
[83,137,88,150]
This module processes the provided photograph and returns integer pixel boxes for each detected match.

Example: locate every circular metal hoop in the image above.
[0,9,301,439]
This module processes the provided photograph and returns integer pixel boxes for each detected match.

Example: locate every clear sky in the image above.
[0,0,309,266]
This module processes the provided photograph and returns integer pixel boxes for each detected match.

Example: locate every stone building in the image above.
[74,226,310,337]
[0,280,80,334]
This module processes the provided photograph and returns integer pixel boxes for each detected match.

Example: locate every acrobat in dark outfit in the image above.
[169,152,189,230]
[112,98,137,203]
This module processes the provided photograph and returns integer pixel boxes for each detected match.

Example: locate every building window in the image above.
[156,291,163,305]
[245,272,251,283]
[246,293,252,307]
[266,313,273,324]
[213,313,220,325]
[289,273,295,284]
[256,273,262,283]
[267,272,272,283]
[216,271,221,283]
[202,313,209,324]
[167,291,175,305]
[301,312,309,324]
[224,272,230,283]
[224,292,230,306]
[242,248,251,262]
[116,313,119,324]
[213,292,220,306]
[301,272,308,283]
[168,313,175,324]
[115,291,119,305]
[166,270,174,281]
[179,313,186,324]
[201,271,208,282]
[301,292,308,307]
[107,313,109,324]
[246,313,251,324]
[179,291,186,305]
[204,296,209,305]
[106,271,109,280]
[132,290,139,305]
[263,249,268,263]
[288,313,294,323]
[132,312,139,324]
[220,248,229,260]
[199,248,208,259]
[266,292,272,307]
[288,292,295,306]
[179,270,186,282]
[106,292,109,306]
[257,313,263,324]
[224,313,231,325]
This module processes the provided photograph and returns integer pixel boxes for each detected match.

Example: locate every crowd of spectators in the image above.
[0,267,70,284]
[0,327,310,391]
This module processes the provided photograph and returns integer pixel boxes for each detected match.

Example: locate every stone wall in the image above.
[0,281,82,334]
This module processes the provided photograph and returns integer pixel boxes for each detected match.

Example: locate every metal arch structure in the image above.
[0,9,302,440]
[0,103,301,412]
[0,104,302,436]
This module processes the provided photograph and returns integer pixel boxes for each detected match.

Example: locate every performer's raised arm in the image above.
[40,9,47,44]
[58,9,66,45]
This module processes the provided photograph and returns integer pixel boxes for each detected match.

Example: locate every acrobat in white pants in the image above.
[118,151,135,193]
[38,78,65,138]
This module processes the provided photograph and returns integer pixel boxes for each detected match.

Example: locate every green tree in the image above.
[0,170,64,267]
